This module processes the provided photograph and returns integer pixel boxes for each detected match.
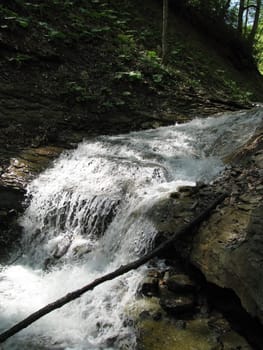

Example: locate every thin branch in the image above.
[0,192,227,344]
[243,4,259,11]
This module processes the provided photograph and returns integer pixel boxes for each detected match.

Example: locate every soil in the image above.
[1,0,262,167]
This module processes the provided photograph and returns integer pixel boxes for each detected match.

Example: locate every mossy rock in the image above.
[137,317,251,350]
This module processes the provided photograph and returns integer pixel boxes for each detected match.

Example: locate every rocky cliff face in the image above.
[145,119,263,331]
[190,123,263,322]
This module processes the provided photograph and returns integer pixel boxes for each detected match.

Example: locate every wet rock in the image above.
[177,185,197,195]
[140,277,159,297]
[133,266,253,349]
[0,185,26,211]
[170,125,262,323]
[237,203,252,211]
[170,191,181,199]
[239,194,261,204]
[221,331,252,350]
[191,163,263,323]
[159,283,195,316]
[0,146,63,188]
[144,130,263,326]
[71,242,93,257]
[139,310,152,320]
[160,294,195,315]
[253,152,263,168]
[174,319,187,329]
[166,274,196,293]
[52,238,72,259]
[137,316,252,350]
[140,269,161,297]
[0,209,8,217]
[0,219,23,263]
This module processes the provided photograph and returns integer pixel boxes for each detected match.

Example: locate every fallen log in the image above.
[0,192,227,343]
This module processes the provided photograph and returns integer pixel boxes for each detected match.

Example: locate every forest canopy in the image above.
[168,0,263,71]
[0,0,262,71]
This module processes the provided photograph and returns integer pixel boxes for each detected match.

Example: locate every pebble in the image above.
[166,274,196,293]
[160,294,195,315]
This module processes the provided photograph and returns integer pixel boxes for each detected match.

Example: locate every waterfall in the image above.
[0,108,262,350]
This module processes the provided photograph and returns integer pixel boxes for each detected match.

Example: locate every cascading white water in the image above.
[0,108,262,350]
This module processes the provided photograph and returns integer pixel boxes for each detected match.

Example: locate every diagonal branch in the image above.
[0,192,227,344]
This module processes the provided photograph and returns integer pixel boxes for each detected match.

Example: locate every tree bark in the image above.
[248,0,261,44]
[162,0,168,63]
[0,192,227,344]
[222,0,231,18]
[238,0,245,34]
[244,0,250,36]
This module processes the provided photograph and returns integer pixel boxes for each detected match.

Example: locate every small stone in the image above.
[237,203,252,211]
[178,186,196,195]
[174,320,187,329]
[0,210,8,217]
[146,269,161,279]
[166,274,196,293]
[140,277,159,297]
[240,194,261,204]
[162,271,170,283]
[139,311,151,320]
[152,312,162,321]
[253,153,263,168]
[255,185,263,191]
[170,192,180,199]
[11,158,24,168]
[160,295,195,315]
[8,209,17,217]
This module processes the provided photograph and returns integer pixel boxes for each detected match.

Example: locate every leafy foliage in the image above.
[0,0,261,119]
[255,22,263,73]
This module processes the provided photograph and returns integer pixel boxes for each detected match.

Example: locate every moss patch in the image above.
[138,316,251,350]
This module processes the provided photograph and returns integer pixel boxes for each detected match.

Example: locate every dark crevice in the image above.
[204,282,263,350]
[183,259,263,350]
[158,241,263,350]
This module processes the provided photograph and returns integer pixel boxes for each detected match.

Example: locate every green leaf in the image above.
[122,91,131,96]
[152,74,163,83]
[49,30,66,40]
[128,71,142,79]
[17,19,29,28]
[146,50,158,59]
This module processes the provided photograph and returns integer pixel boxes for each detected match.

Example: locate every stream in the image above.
[0,108,262,350]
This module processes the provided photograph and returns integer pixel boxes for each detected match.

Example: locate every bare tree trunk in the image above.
[244,0,250,36]
[162,0,168,63]
[248,0,261,44]
[238,0,245,34]
[222,0,231,18]
[0,192,227,344]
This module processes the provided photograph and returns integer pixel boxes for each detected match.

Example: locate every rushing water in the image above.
[0,108,262,350]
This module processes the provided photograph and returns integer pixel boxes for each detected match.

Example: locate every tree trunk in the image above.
[0,192,227,344]
[248,0,261,45]
[222,0,231,18]
[244,0,250,36]
[238,0,245,34]
[162,0,168,63]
